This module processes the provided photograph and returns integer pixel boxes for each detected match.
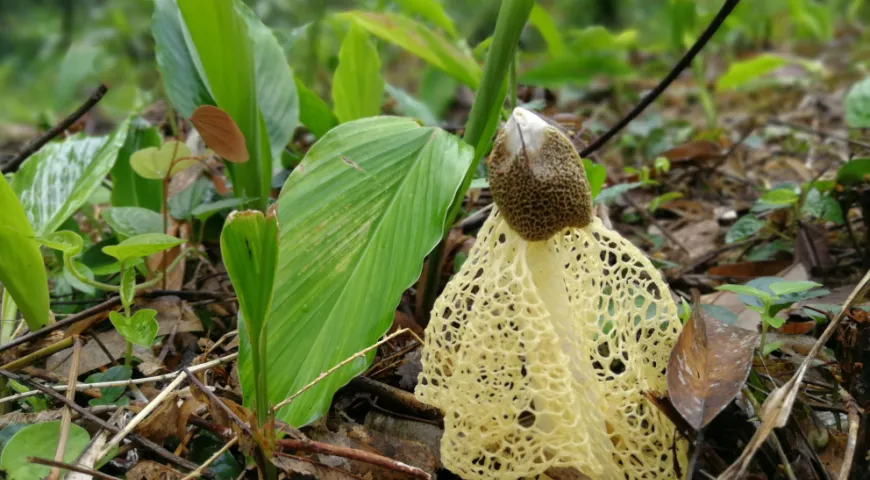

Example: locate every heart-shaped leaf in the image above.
[102,233,183,263]
[190,105,249,162]
[110,309,159,347]
[129,140,195,180]
[34,230,84,256]
[0,422,90,480]
[237,116,473,427]
[103,207,164,237]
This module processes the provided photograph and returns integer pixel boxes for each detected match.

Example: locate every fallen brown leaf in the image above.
[273,454,363,480]
[190,105,249,162]
[660,139,724,164]
[125,459,181,479]
[667,291,759,431]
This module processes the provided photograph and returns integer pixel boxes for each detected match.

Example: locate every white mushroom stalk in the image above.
[416,108,687,479]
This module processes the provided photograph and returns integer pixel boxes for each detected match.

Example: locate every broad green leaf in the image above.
[191,197,247,222]
[0,422,89,480]
[836,158,870,185]
[716,54,790,91]
[333,25,384,123]
[103,207,164,237]
[240,117,473,427]
[169,178,212,220]
[762,313,786,329]
[295,76,337,138]
[129,140,195,180]
[152,0,214,118]
[716,284,771,301]
[86,365,132,406]
[110,309,159,347]
[582,159,606,199]
[419,66,457,118]
[12,118,131,236]
[567,25,637,50]
[221,210,279,421]
[846,77,870,128]
[111,120,163,210]
[0,175,49,329]
[394,0,458,38]
[520,52,632,87]
[120,266,136,309]
[386,84,438,126]
[55,41,103,110]
[529,4,567,57]
[759,188,799,205]
[63,260,96,296]
[649,191,684,212]
[702,304,739,326]
[725,215,765,243]
[594,181,644,205]
[341,11,481,88]
[769,280,822,296]
[102,233,183,263]
[34,231,84,256]
[762,340,783,356]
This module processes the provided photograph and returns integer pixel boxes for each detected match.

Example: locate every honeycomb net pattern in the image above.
[416,209,687,479]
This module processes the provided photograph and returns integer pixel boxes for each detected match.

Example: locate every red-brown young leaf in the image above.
[667,290,758,430]
[190,105,249,163]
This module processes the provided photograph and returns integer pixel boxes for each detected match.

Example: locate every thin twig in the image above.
[0,353,238,405]
[768,118,870,152]
[2,83,109,173]
[1,336,74,372]
[48,336,82,480]
[28,457,121,480]
[578,0,741,157]
[621,194,692,255]
[97,372,188,460]
[277,437,430,479]
[839,387,861,480]
[273,329,412,411]
[182,367,253,438]
[180,436,238,480]
[0,368,198,471]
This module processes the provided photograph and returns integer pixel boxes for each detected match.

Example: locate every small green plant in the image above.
[716,278,827,354]
[35,231,184,365]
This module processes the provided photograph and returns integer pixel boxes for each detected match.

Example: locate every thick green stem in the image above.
[0,290,17,346]
[421,0,534,324]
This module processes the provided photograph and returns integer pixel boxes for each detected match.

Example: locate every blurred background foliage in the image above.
[0,0,866,128]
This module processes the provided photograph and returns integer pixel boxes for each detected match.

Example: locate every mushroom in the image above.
[416,108,687,479]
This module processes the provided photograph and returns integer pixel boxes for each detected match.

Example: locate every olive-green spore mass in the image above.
[487,108,592,241]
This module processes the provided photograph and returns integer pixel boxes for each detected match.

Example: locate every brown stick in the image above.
[1,337,74,372]
[0,369,199,472]
[28,457,121,480]
[2,84,109,174]
[839,387,861,480]
[276,437,430,479]
[48,336,82,480]
[182,367,254,439]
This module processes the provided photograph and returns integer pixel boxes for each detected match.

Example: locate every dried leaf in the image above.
[660,140,724,164]
[136,393,181,443]
[776,321,815,335]
[667,291,758,430]
[272,455,363,480]
[125,460,182,479]
[719,270,870,479]
[190,105,249,163]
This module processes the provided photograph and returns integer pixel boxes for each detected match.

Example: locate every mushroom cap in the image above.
[487,107,593,241]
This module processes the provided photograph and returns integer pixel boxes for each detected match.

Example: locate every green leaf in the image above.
[836,158,870,185]
[169,178,212,220]
[120,266,136,310]
[0,422,89,480]
[529,4,567,57]
[386,84,438,126]
[594,181,644,205]
[0,175,49,330]
[191,197,246,222]
[725,215,765,243]
[111,121,163,210]
[12,118,131,236]
[762,340,783,356]
[760,187,799,205]
[394,0,457,37]
[103,207,164,237]
[34,231,84,256]
[769,280,822,296]
[129,140,195,180]
[341,11,481,88]
[520,52,632,87]
[762,313,786,329]
[582,159,606,199]
[333,25,384,123]
[240,117,473,427]
[716,53,790,91]
[295,76,338,138]
[63,261,96,296]
[102,233,183,263]
[649,191,683,212]
[86,365,132,406]
[845,77,870,128]
[110,309,159,347]
[701,304,739,325]
[716,284,772,302]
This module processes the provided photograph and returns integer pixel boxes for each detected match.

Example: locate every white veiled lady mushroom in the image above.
[416,108,687,480]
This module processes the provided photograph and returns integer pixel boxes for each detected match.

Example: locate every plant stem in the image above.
[124,340,133,367]
[421,0,534,324]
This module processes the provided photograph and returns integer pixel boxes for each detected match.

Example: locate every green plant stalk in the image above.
[421,0,534,323]
[691,59,716,129]
[0,290,17,346]
[251,328,269,428]
[63,247,195,294]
